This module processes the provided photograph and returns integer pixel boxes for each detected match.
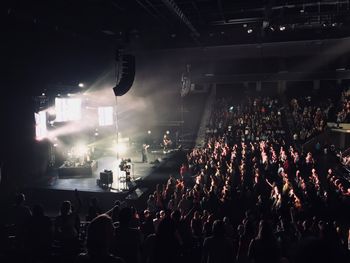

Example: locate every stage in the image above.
[31,149,169,193]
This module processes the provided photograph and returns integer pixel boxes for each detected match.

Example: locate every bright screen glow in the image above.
[35,111,47,140]
[98,106,114,126]
[55,98,82,122]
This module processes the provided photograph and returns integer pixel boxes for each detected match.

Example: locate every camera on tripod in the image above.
[119,158,132,181]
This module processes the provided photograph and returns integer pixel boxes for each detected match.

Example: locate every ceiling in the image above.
[4,0,350,50]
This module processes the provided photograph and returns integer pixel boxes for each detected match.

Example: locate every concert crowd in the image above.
[1,95,350,263]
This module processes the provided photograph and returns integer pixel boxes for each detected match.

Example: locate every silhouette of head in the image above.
[87,214,114,254]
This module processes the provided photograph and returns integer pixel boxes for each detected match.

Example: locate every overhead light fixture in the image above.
[247,28,253,34]
[279,26,286,31]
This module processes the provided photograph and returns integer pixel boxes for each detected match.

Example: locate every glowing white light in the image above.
[47,108,56,115]
[53,143,58,147]
[76,145,88,156]
[166,130,170,135]
[247,28,253,34]
[279,26,286,31]
[78,83,84,88]
[55,97,82,122]
[98,106,114,126]
[113,143,127,154]
[147,130,151,134]
[35,111,47,140]
[94,132,99,136]
[41,93,46,96]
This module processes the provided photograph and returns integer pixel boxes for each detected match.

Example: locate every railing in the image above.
[301,128,331,153]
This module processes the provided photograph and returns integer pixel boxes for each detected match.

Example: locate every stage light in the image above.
[113,143,127,154]
[148,130,151,134]
[47,108,56,115]
[98,106,114,126]
[247,28,253,34]
[78,83,84,88]
[76,145,88,156]
[35,111,47,141]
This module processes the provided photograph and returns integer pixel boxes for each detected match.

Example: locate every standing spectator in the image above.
[26,204,53,260]
[113,207,142,263]
[248,220,280,263]
[202,220,234,263]
[76,214,124,263]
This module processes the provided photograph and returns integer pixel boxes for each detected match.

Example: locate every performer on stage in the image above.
[163,135,172,153]
[142,144,150,163]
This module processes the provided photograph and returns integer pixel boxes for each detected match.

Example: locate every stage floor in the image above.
[34,150,167,193]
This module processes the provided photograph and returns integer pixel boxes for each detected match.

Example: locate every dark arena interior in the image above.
[2,1,350,262]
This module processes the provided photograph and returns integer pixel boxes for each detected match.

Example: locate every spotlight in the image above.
[247,28,253,34]
[78,83,84,88]
[279,26,286,31]
[166,130,170,135]
[41,93,46,96]
[147,130,152,135]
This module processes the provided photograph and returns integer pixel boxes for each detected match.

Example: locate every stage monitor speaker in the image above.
[113,54,135,96]
[100,170,113,185]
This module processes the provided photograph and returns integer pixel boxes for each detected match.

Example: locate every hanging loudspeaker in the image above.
[113,54,135,96]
